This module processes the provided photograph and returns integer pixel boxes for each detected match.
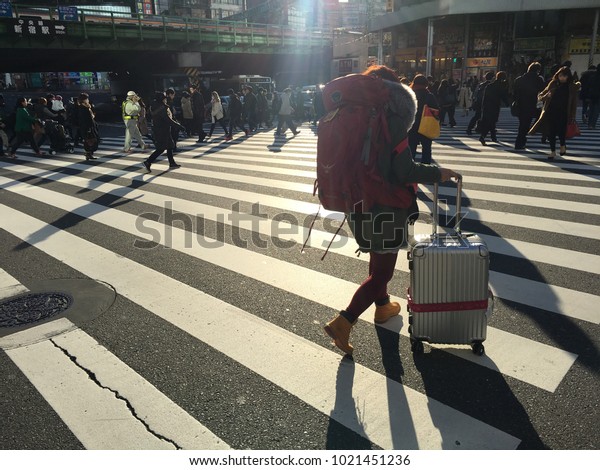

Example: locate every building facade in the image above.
[370,0,600,82]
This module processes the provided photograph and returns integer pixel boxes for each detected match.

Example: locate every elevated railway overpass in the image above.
[0,4,333,85]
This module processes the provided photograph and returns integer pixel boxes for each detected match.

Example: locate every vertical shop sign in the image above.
[0,2,12,18]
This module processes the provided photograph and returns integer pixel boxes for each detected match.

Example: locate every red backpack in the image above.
[315,74,414,214]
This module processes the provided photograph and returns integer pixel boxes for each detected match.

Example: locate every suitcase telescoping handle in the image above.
[432,175,462,236]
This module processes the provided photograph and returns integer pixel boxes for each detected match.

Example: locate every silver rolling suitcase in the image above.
[407,177,493,356]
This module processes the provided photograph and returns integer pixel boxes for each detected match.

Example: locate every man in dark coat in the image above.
[143,91,184,172]
[588,64,600,130]
[580,65,597,125]
[513,62,545,150]
[242,85,258,132]
[165,88,180,150]
[189,84,206,142]
[226,89,247,140]
[478,71,510,145]
[467,71,494,135]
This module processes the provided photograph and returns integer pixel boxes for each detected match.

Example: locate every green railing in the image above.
[0,4,332,52]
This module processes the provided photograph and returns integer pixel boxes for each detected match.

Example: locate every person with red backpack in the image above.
[319,66,461,356]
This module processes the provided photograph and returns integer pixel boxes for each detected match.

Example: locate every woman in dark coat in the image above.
[529,66,579,159]
[408,74,439,164]
[142,92,184,172]
[76,93,99,161]
[478,71,510,145]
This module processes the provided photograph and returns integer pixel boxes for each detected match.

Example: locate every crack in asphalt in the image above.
[49,338,182,450]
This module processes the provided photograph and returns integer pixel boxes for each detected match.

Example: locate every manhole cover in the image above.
[0,292,73,328]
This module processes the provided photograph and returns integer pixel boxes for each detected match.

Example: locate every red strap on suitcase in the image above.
[407,291,488,313]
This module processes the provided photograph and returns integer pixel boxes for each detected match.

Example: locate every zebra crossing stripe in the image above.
[54,142,600,215]
[2,163,599,277]
[0,271,231,450]
[2,160,598,324]
[0,205,521,449]
[6,154,599,244]
[0,184,579,391]
[97,142,600,198]
[2,163,598,320]
[0,270,29,300]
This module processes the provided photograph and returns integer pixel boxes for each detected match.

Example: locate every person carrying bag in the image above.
[409,74,440,164]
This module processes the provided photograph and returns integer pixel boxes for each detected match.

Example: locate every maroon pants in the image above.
[344,252,398,323]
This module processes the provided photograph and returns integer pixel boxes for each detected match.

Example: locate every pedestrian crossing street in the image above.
[0,109,599,450]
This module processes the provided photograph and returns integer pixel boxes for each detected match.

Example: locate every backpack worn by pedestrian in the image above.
[315,74,414,214]
[305,74,415,258]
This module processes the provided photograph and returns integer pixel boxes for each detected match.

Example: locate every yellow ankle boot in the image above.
[374,301,401,324]
[324,313,354,355]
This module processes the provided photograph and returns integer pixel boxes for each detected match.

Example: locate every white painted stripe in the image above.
[7,152,600,220]
[0,269,29,299]
[10,157,600,244]
[0,205,520,449]
[100,136,320,160]
[100,137,600,185]
[5,321,230,449]
[432,152,600,168]
[0,156,344,222]
[480,235,600,275]
[456,175,600,197]
[0,272,230,449]
[0,188,580,390]
[103,138,600,174]
[3,165,599,275]
[119,151,600,198]
[423,184,600,215]
[6,331,174,449]
[436,163,600,184]
[0,169,358,260]
[3,165,599,323]
[4,157,600,246]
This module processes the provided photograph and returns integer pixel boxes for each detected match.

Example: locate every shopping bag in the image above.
[417,105,440,139]
[565,121,581,139]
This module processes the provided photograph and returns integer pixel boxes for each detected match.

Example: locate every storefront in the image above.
[511,36,556,77]
[466,19,500,79]
[465,57,498,80]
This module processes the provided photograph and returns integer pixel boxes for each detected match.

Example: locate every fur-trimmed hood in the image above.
[383,80,418,135]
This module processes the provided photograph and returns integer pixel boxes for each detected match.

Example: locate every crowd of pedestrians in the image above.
[0,81,315,163]
[401,60,600,162]
[1,62,597,165]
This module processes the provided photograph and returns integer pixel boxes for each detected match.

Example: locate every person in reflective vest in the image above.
[122,90,149,153]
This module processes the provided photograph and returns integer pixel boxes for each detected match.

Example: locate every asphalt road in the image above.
[0,109,598,452]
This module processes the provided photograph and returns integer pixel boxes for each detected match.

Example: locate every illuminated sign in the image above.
[466,57,498,68]
[12,19,67,37]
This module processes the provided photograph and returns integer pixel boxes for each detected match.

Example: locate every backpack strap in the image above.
[320,215,347,261]
[301,202,320,254]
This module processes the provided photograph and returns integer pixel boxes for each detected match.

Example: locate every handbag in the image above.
[510,100,520,117]
[417,105,440,139]
[565,121,581,139]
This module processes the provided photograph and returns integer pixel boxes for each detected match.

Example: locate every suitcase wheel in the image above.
[471,342,485,356]
[410,338,424,354]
